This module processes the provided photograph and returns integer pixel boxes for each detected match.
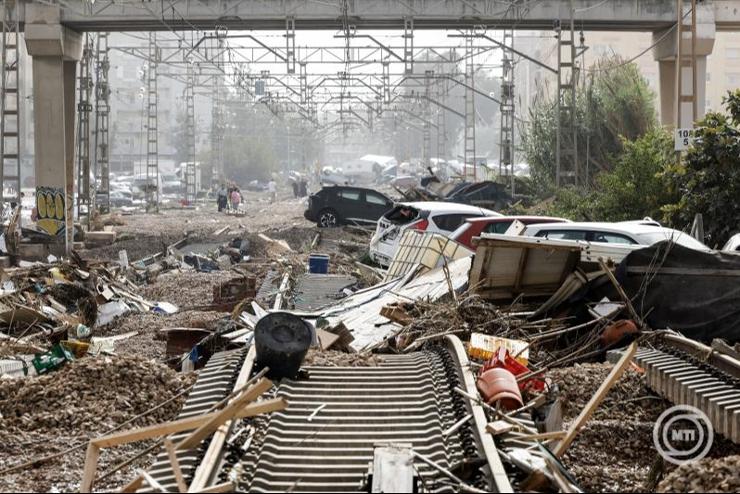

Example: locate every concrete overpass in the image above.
[10,0,740,248]
[14,0,740,32]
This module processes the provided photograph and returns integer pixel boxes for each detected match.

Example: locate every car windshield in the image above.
[636,231,710,251]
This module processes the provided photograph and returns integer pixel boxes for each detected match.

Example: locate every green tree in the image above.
[531,128,678,223]
[664,90,740,247]
[520,56,657,194]
[219,100,280,183]
[592,127,678,222]
[223,134,277,183]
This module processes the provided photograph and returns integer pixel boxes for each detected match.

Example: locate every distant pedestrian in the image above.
[217,184,228,212]
[268,179,277,203]
[230,188,241,211]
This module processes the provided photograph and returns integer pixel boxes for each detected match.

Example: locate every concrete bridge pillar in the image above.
[23,4,82,252]
[652,2,716,128]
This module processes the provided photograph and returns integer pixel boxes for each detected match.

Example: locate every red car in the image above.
[450,215,570,249]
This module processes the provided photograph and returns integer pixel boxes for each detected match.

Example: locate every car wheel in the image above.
[318,209,339,228]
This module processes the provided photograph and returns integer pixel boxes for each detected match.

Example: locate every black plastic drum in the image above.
[254,312,313,380]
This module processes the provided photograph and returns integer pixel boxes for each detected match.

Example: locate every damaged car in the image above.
[450,215,569,249]
[369,201,499,266]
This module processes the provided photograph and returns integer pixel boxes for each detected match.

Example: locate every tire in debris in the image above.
[318,209,340,228]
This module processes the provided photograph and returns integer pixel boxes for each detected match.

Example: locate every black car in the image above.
[304,186,394,228]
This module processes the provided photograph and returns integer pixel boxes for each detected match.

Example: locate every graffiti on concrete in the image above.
[36,186,66,236]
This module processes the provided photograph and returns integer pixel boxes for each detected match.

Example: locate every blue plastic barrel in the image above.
[308,253,329,274]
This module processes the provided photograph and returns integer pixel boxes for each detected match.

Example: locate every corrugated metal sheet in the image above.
[292,274,357,311]
[318,257,472,351]
[256,270,280,306]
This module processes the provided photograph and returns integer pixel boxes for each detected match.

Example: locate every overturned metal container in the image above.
[255,312,313,380]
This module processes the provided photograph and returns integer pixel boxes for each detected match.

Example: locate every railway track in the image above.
[243,350,469,492]
[138,348,248,492]
[138,331,740,493]
[140,336,510,493]
[635,333,740,443]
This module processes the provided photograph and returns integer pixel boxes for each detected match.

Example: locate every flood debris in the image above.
[469,234,581,301]
[0,259,168,346]
[607,241,740,343]
[0,356,193,434]
[2,198,738,494]
[212,275,257,311]
[384,229,472,281]
[397,179,511,211]
[656,455,740,493]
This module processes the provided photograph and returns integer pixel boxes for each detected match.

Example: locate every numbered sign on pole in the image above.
[675,128,695,151]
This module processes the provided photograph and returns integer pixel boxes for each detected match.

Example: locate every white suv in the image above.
[369,201,499,266]
[522,221,710,251]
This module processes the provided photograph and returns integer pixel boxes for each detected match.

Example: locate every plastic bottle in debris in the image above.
[76,323,91,340]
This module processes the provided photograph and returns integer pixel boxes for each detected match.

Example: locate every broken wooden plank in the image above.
[92,398,285,448]
[598,259,645,329]
[316,328,341,351]
[379,304,413,326]
[322,322,355,352]
[104,398,288,492]
[486,420,516,436]
[505,430,567,442]
[164,438,188,493]
[80,443,100,493]
[188,346,257,492]
[176,378,273,450]
[199,482,236,493]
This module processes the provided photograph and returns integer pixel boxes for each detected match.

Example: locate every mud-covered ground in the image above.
[551,363,740,492]
[0,195,374,491]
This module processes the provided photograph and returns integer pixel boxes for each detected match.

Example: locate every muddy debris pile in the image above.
[139,270,245,309]
[1,201,738,493]
[303,348,385,367]
[657,455,740,492]
[546,362,667,421]
[0,356,194,434]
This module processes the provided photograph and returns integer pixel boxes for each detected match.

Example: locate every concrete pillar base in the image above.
[23,4,82,253]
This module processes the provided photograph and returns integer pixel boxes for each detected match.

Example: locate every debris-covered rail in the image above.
[137,348,249,492]
[635,334,740,444]
[141,337,510,493]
